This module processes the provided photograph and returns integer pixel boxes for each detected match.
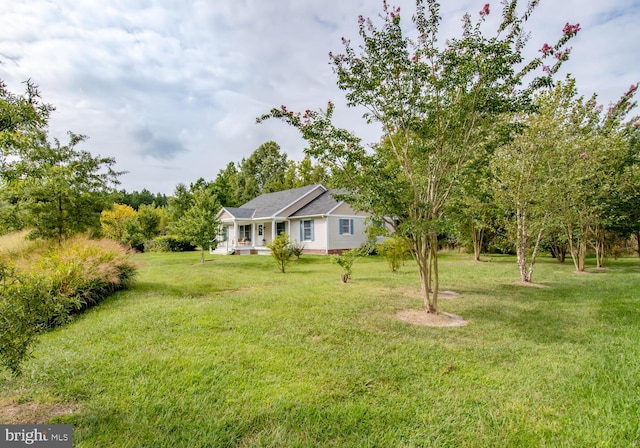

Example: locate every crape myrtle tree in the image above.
[259,0,579,313]
[552,82,638,271]
[491,81,573,282]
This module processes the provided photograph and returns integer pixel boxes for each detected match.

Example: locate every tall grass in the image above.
[1,251,639,446]
[0,233,137,374]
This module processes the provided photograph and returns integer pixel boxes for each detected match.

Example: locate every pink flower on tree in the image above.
[412,54,418,62]
[626,84,638,95]
[358,15,365,25]
[281,105,287,112]
[562,23,581,37]
[480,3,490,16]
[539,43,552,56]
[580,152,587,159]
[633,121,639,127]
[554,48,571,61]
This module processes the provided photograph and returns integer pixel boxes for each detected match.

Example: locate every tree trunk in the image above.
[565,224,584,272]
[516,206,532,282]
[591,225,605,268]
[471,227,484,262]
[200,247,205,264]
[412,232,438,314]
[636,231,640,259]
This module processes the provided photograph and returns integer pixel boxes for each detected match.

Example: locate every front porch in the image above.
[211,219,290,255]
[210,239,272,255]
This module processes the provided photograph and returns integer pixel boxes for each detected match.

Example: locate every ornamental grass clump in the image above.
[0,233,137,375]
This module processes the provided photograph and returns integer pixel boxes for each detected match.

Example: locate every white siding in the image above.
[289,218,327,252]
[326,215,369,251]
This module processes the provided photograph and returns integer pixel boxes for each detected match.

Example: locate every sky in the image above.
[1,0,639,195]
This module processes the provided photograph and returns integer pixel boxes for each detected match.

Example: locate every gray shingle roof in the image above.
[223,207,255,219]
[290,189,343,217]
[239,184,323,218]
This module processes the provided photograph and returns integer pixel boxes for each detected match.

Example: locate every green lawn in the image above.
[2,251,639,447]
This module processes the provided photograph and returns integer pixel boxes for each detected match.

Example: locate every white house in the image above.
[213,184,374,255]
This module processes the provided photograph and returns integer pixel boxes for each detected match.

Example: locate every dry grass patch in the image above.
[0,397,79,424]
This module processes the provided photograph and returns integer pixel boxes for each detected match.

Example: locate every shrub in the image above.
[0,234,137,374]
[331,248,365,283]
[145,235,196,252]
[267,233,294,273]
[377,235,410,272]
[289,240,305,260]
[0,266,49,375]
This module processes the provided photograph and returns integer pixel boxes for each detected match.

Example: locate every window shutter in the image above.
[350,219,354,235]
[311,220,315,241]
[300,221,303,241]
[339,219,344,235]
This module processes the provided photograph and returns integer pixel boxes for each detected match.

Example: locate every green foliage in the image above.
[288,240,305,260]
[236,141,290,203]
[144,235,196,253]
[377,235,409,272]
[0,234,136,375]
[171,188,221,263]
[2,253,640,444]
[259,0,579,312]
[267,232,294,272]
[112,188,168,210]
[331,248,364,282]
[0,266,48,375]
[5,132,122,244]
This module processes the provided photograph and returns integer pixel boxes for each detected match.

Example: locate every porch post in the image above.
[233,222,238,247]
[272,219,276,240]
[252,222,256,246]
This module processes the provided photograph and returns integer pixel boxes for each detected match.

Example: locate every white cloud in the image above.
[1,0,638,194]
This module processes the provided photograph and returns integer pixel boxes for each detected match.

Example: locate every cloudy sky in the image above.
[1,0,638,195]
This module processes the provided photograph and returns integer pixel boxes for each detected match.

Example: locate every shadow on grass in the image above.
[463,283,588,344]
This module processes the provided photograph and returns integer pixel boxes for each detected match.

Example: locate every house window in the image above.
[239,225,251,241]
[258,225,263,236]
[300,219,314,241]
[276,222,286,236]
[339,218,354,235]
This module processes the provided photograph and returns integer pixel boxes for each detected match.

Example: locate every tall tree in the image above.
[7,132,121,244]
[172,188,221,263]
[236,141,289,203]
[260,0,578,313]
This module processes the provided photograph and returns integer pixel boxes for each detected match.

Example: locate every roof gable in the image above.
[290,189,344,217]
[240,184,325,218]
[219,206,256,219]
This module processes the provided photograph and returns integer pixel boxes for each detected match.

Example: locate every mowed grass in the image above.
[1,251,640,447]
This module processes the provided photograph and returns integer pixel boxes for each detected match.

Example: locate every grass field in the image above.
[1,251,639,447]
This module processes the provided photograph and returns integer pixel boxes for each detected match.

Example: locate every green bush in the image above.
[144,235,196,252]
[331,248,365,283]
[0,266,49,375]
[0,234,137,374]
[267,233,294,273]
[377,235,410,272]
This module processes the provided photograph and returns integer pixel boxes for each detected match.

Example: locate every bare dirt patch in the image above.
[396,310,468,327]
[0,399,79,424]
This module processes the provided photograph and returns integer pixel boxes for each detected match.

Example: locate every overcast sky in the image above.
[1,0,638,195]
